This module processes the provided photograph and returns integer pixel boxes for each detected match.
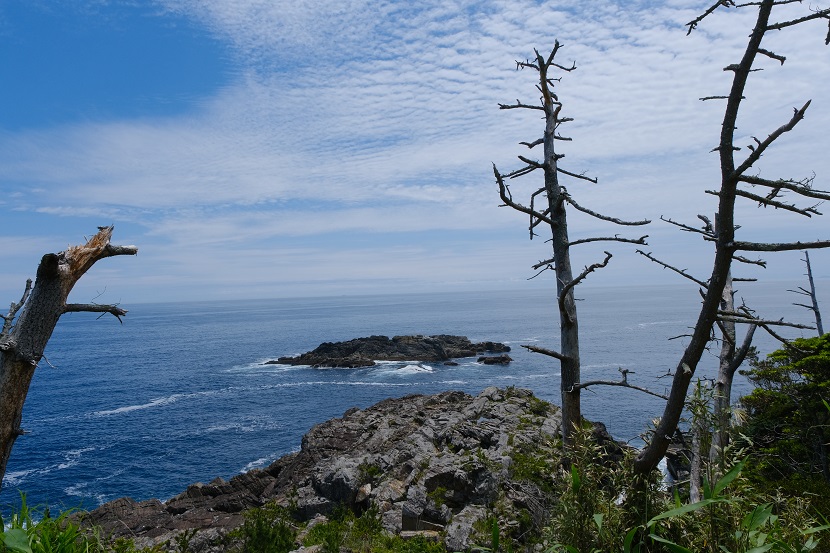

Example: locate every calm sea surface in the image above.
[0,283,820,515]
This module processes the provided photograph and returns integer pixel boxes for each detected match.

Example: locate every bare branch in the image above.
[522,344,571,362]
[564,191,651,225]
[738,174,830,201]
[756,47,786,64]
[733,254,767,268]
[717,309,814,329]
[520,139,544,148]
[573,368,669,400]
[528,264,554,280]
[766,8,830,34]
[714,187,822,216]
[499,101,544,111]
[557,167,598,184]
[687,0,736,34]
[1,280,32,338]
[63,303,128,322]
[731,239,830,252]
[531,257,556,271]
[731,101,811,179]
[494,164,556,228]
[660,215,716,238]
[637,250,709,288]
[569,235,648,247]
[559,252,612,316]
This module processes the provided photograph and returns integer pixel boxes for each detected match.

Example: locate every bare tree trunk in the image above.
[494,45,648,449]
[635,0,830,474]
[0,227,137,487]
[801,251,824,335]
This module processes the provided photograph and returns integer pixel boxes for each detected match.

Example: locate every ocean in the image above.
[0,282,820,515]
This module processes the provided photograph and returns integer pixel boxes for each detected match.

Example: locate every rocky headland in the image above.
[267,335,512,368]
[79,387,623,552]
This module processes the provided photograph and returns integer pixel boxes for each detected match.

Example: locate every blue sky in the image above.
[1,0,828,309]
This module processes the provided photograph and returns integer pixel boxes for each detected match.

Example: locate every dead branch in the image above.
[0,280,32,338]
[731,239,830,252]
[569,235,649,247]
[757,47,786,64]
[572,368,670,400]
[563,191,651,226]
[767,8,830,37]
[499,101,544,111]
[719,187,822,216]
[687,0,736,34]
[63,303,128,322]
[738,174,830,201]
[731,101,811,179]
[495,165,556,228]
[717,309,815,329]
[733,254,767,267]
[558,252,612,319]
[660,215,716,238]
[522,344,571,362]
[637,250,709,288]
[557,167,598,184]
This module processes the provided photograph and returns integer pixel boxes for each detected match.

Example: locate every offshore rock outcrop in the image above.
[81,387,568,552]
[267,335,511,368]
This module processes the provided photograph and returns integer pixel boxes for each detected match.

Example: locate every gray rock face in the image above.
[81,387,563,551]
[268,335,511,368]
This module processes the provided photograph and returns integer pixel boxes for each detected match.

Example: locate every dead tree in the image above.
[493,42,650,447]
[789,251,824,335]
[0,226,137,487]
[633,0,830,476]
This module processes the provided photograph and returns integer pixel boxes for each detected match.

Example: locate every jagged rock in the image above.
[445,505,488,552]
[477,354,513,365]
[80,387,567,552]
[268,335,511,368]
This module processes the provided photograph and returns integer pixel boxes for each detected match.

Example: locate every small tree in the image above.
[740,334,830,486]
[493,43,650,447]
[0,226,137,487]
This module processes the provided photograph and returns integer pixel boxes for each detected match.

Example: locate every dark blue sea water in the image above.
[0,283,821,516]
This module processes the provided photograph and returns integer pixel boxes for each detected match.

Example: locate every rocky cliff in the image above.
[81,387,589,551]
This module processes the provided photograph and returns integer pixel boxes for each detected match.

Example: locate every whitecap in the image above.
[3,468,37,487]
[397,364,434,374]
[240,455,277,473]
[57,447,95,470]
[93,394,182,416]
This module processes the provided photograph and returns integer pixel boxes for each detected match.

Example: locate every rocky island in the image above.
[79,387,623,552]
[266,335,512,368]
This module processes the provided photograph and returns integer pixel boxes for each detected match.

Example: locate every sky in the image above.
[0,0,828,308]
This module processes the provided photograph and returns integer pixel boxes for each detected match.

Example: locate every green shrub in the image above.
[227,502,296,553]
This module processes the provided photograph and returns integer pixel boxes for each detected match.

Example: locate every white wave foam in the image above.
[93,394,184,416]
[57,447,95,470]
[92,388,234,417]
[63,482,108,506]
[3,468,37,487]
[241,455,278,473]
[397,364,434,374]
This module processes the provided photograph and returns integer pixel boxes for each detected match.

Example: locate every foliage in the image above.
[303,506,444,553]
[226,502,296,553]
[738,334,830,499]
[545,426,665,552]
[0,495,105,553]
[544,428,829,553]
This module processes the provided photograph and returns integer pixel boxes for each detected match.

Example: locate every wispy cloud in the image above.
[1,0,828,302]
